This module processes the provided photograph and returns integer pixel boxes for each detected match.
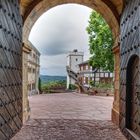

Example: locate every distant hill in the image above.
[40,75,67,84]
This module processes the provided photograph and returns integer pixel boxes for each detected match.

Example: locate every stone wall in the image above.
[0,0,22,139]
[22,44,31,124]
[112,41,120,126]
[22,0,121,43]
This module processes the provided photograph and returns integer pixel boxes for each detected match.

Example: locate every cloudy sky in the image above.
[29,4,92,76]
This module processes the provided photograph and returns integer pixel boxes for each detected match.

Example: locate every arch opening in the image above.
[24,4,115,121]
[21,0,122,129]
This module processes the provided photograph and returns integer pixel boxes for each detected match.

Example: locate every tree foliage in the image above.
[38,77,42,93]
[42,80,66,91]
[86,11,114,72]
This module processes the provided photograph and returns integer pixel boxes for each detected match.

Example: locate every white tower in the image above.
[66,49,84,89]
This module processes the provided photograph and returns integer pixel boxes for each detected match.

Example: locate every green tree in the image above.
[86,11,114,72]
[38,77,42,93]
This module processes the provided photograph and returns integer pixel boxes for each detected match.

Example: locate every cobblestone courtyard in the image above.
[12,93,126,140]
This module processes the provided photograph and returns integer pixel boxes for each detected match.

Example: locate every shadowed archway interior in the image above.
[1,0,140,139]
[21,0,122,129]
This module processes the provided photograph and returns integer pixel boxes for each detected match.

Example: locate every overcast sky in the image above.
[29,4,92,76]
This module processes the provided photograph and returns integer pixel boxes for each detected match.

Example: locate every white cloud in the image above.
[29,4,92,76]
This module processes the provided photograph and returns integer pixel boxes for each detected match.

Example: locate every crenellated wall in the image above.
[120,0,140,139]
[0,0,22,139]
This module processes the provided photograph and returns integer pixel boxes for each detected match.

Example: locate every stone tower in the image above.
[66,50,84,89]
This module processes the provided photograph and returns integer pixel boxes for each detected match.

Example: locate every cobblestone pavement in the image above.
[29,92,113,120]
[12,93,126,140]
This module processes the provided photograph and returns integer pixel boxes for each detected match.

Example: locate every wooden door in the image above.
[130,57,140,137]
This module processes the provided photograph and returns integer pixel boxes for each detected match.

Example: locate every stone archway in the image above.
[21,0,123,43]
[20,0,124,127]
[3,0,140,139]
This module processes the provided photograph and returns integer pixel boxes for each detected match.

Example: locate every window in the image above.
[105,73,108,77]
[28,67,31,73]
[33,68,35,73]
[28,84,31,91]
[33,53,36,58]
[83,65,86,70]
[100,73,104,77]
[85,77,88,84]
[96,73,99,77]
[83,77,86,84]
[32,83,35,90]
[110,73,113,77]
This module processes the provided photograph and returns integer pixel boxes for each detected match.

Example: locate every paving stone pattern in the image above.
[12,93,126,140]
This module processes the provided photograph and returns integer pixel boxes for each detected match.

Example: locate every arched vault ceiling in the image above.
[20,0,124,42]
[20,0,124,20]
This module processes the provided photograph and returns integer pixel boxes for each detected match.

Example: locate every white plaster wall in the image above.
[67,51,83,89]
[70,55,83,73]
